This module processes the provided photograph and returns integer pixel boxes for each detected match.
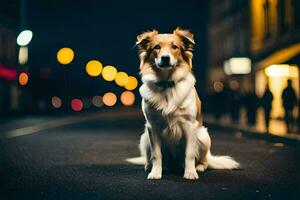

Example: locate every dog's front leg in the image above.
[183,132,199,180]
[148,130,162,180]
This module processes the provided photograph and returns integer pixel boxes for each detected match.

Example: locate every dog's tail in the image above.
[125,156,146,165]
[206,151,240,169]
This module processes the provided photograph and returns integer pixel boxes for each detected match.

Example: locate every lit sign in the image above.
[265,64,298,78]
[224,57,251,75]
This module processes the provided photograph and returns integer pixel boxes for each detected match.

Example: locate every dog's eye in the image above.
[153,45,161,50]
[172,45,179,49]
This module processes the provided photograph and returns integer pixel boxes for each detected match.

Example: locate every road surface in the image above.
[0,110,300,199]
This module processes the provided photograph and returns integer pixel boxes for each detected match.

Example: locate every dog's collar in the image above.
[155,80,175,89]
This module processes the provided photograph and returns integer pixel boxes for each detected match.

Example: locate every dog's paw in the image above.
[147,171,162,180]
[196,164,208,172]
[183,170,199,180]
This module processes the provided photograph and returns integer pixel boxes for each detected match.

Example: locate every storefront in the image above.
[255,43,300,119]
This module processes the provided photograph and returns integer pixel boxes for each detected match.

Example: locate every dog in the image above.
[136,28,240,180]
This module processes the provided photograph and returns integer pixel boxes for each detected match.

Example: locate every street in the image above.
[1,109,300,200]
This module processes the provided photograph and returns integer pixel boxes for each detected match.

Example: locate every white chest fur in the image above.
[140,71,198,141]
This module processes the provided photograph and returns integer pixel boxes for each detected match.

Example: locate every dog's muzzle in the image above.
[158,55,172,69]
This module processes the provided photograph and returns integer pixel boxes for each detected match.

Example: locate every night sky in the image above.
[26,0,208,97]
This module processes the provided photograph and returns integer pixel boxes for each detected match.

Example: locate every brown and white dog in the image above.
[137,28,239,180]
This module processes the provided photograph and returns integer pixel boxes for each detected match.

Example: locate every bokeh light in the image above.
[51,96,62,108]
[115,72,128,87]
[102,65,117,81]
[85,60,103,77]
[265,64,298,78]
[125,76,138,90]
[92,96,103,107]
[18,72,29,86]
[103,92,117,107]
[57,47,74,65]
[120,91,135,106]
[18,46,28,65]
[71,98,83,112]
[17,30,33,46]
[213,81,224,92]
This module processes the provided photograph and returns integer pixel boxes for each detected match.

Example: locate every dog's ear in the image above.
[173,28,195,52]
[136,30,158,52]
[174,28,195,67]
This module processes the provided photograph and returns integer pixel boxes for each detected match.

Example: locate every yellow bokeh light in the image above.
[125,76,138,90]
[86,60,103,77]
[102,65,117,81]
[18,72,29,86]
[56,47,74,65]
[115,72,128,86]
[103,92,117,107]
[120,91,135,106]
[265,64,298,78]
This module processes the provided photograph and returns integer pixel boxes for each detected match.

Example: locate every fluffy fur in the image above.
[137,28,240,180]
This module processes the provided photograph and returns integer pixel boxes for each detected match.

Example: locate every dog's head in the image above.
[136,28,195,74]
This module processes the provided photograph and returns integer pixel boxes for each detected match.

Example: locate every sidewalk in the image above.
[204,109,300,144]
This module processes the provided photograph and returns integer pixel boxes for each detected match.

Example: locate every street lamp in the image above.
[17,30,33,66]
[17,30,33,46]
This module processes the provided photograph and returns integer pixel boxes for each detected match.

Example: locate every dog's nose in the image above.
[160,56,170,66]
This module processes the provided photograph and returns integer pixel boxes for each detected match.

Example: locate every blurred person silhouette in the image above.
[244,85,258,127]
[261,84,273,132]
[212,81,226,120]
[228,80,241,123]
[281,79,297,132]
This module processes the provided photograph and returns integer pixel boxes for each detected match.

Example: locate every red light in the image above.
[0,64,16,80]
[71,99,83,112]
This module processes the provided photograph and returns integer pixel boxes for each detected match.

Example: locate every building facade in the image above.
[0,1,19,116]
[207,0,251,91]
[251,0,300,118]
[208,0,300,120]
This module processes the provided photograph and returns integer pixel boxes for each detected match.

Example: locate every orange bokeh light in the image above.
[120,91,135,106]
[18,72,29,86]
[103,92,117,107]
[51,96,62,108]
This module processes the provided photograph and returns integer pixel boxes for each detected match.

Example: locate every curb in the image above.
[205,121,300,146]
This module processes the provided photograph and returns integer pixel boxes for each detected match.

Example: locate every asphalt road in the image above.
[1,111,300,200]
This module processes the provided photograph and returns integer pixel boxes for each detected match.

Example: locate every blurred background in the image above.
[0,0,299,135]
[1,1,300,199]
